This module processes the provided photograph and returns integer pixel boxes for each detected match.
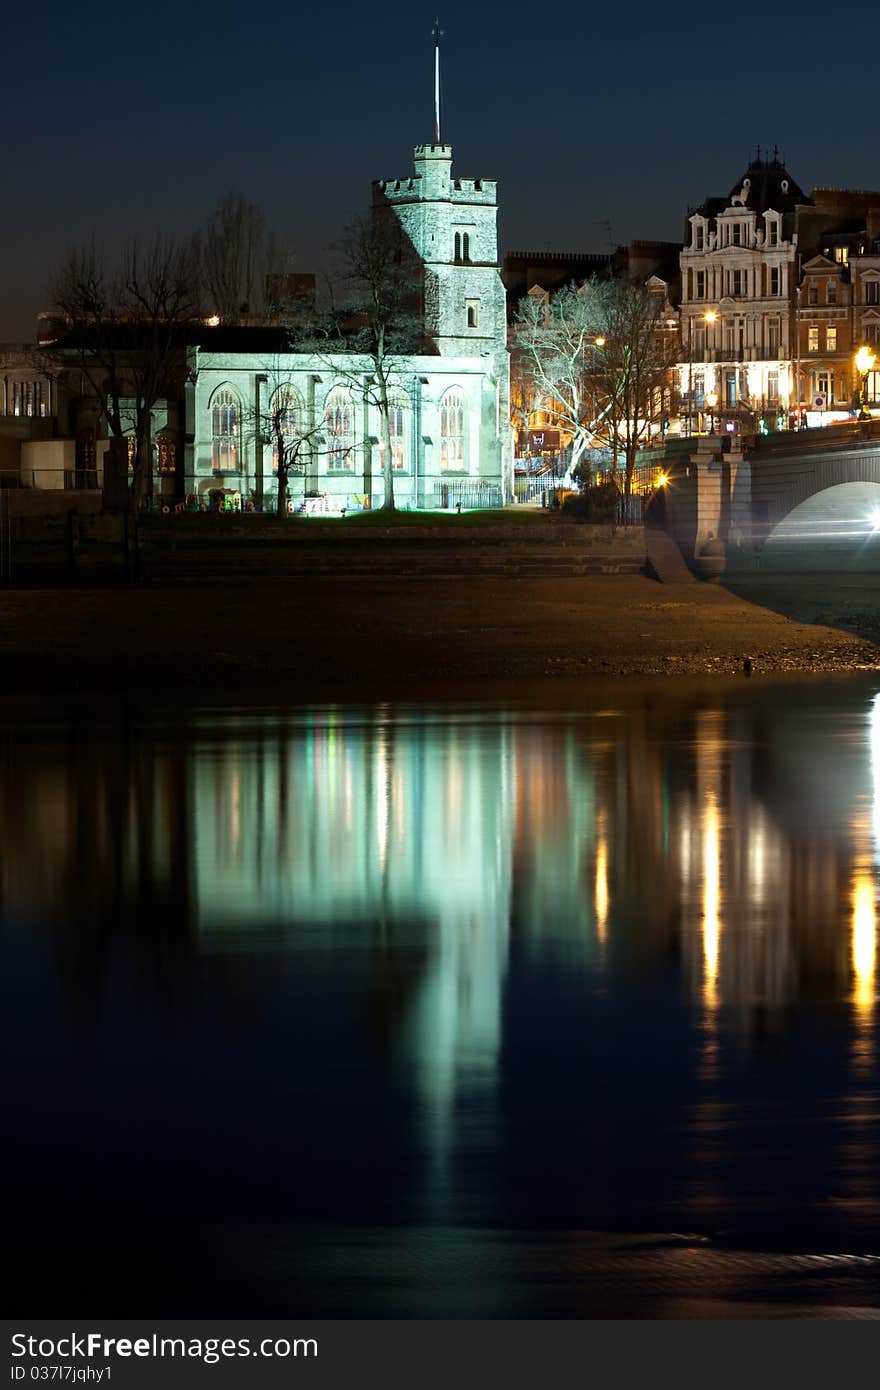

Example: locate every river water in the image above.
[4,682,880,1318]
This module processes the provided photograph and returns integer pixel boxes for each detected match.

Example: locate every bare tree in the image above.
[197,193,275,323]
[49,237,200,505]
[306,208,424,513]
[583,277,678,494]
[234,358,355,517]
[514,277,678,494]
[513,283,608,478]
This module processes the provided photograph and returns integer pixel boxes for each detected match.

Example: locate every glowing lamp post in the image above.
[855,346,876,420]
[686,309,718,435]
[706,389,719,435]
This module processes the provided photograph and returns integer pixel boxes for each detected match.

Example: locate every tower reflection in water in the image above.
[3,687,880,1288]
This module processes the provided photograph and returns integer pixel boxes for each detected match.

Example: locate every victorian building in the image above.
[795,189,880,417]
[678,153,808,431]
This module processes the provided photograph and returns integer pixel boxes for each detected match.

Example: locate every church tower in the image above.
[372,144,507,360]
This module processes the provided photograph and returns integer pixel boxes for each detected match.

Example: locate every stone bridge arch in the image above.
[752,445,880,540]
[759,477,880,569]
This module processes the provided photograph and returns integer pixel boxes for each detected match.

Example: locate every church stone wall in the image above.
[189,350,508,511]
[184,140,512,510]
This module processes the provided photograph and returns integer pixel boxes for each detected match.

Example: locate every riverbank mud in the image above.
[1,573,878,698]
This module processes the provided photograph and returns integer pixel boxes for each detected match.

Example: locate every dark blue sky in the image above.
[3,0,876,339]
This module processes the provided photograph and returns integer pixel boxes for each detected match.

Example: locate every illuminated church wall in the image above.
[189,349,504,510]
[187,144,512,509]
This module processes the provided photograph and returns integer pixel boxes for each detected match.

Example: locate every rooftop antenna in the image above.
[433,17,443,143]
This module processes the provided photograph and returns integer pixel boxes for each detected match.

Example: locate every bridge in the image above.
[656,420,880,571]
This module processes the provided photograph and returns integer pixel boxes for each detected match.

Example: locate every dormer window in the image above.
[766,219,779,246]
[732,223,742,245]
[694,223,705,251]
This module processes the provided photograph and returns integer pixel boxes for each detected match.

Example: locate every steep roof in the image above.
[692,153,811,222]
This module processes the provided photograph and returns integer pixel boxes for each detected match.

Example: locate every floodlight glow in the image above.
[870,509,880,531]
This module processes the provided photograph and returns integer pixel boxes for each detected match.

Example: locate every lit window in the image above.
[827,325,837,351]
[270,387,303,472]
[440,390,465,472]
[211,388,239,472]
[324,389,354,471]
[156,436,177,474]
[834,246,849,266]
[808,326,819,352]
[378,394,408,472]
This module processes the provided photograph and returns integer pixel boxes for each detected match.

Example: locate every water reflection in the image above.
[4,685,880,1314]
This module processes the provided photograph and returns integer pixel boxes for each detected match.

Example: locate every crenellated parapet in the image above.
[374,145,497,208]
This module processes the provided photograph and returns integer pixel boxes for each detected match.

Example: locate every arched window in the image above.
[156,433,177,475]
[211,387,239,472]
[440,390,465,472]
[378,394,409,472]
[270,386,304,472]
[454,232,461,261]
[461,232,470,262]
[324,389,354,471]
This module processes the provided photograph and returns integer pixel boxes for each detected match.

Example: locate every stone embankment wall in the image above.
[0,505,646,582]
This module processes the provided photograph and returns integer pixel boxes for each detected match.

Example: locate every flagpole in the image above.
[433,17,442,143]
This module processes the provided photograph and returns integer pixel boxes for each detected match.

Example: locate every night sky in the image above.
[2,0,876,340]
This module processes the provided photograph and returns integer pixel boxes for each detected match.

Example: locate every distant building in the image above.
[678,152,808,432]
[795,189,880,417]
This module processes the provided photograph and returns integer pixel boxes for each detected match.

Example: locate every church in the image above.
[186,142,512,511]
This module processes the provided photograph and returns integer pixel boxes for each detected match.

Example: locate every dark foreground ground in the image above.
[1,571,879,698]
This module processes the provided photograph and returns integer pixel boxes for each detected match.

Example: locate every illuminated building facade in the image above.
[678,153,808,432]
[794,189,880,417]
[187,143,512,511]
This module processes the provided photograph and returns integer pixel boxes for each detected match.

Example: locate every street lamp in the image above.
[855,345,877,420]
[706,388,719,435]
[686,309,718,435]
[702,311,718,433]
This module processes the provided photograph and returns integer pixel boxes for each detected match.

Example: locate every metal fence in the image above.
[432,480,504,510]
[513,474,558,504]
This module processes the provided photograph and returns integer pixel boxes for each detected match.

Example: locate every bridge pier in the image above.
[655,437,752,574]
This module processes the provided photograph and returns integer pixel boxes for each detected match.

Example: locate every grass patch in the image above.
[301,507,558,528]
